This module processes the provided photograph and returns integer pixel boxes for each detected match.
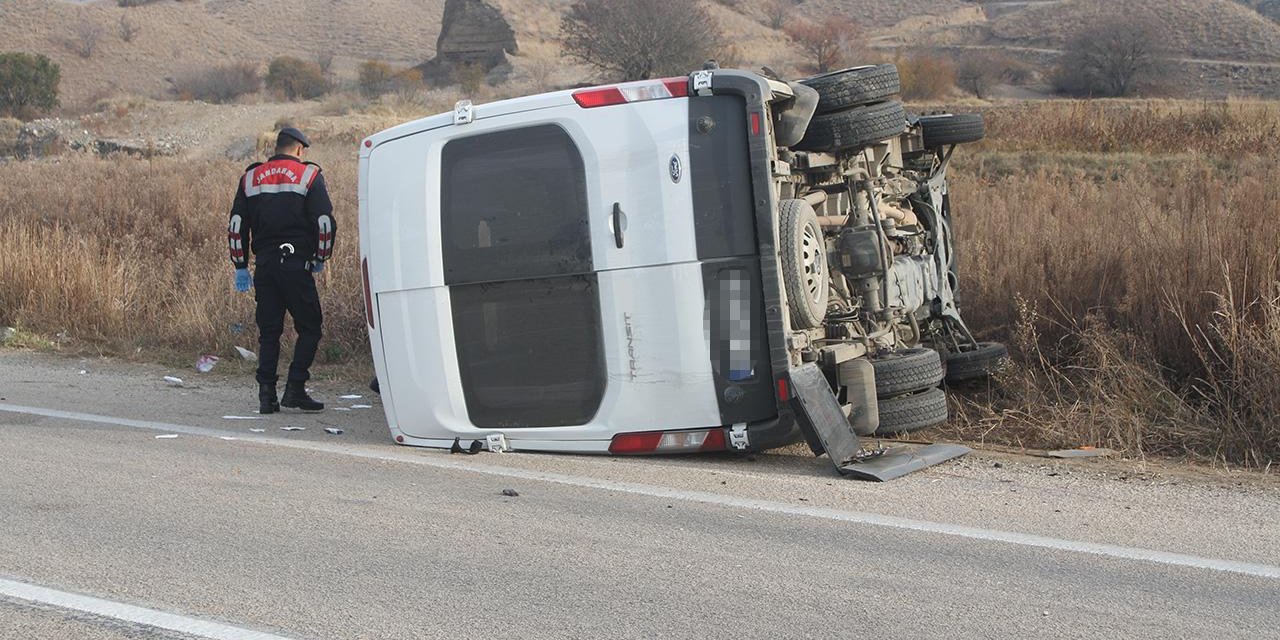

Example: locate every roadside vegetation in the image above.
[941,99,1280,468]
[1,99,1277,468]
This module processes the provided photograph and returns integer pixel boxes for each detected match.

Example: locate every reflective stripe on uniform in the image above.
[316,215,334,259]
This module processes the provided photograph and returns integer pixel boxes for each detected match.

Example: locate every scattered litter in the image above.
[78,370,87,375]
[0,327,15,343]
[333,407,351,412]
[195,355,219,373]
[280,426,306,431]
[222,415,262,420]
[340,395,363,400]
[249,428,266,433]
[230,322,245,335]
[220,436,238,441]
[154,434,178,439]
[501,488,519,497]
[324,428,344,435]
[234,346,257,362]
[1046,447,1115,459]
[163,376,184,387]
[350,404,372,409]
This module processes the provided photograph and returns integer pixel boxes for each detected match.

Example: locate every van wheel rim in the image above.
[801,222,824,302]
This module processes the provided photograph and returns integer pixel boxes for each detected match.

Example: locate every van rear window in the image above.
[440,125,591,285]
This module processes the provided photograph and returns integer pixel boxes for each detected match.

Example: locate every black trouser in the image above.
[254,260,323,385]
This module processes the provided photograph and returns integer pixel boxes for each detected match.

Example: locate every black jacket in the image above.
[228,154,335,268]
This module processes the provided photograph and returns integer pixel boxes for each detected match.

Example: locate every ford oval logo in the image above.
[669,154,682,183]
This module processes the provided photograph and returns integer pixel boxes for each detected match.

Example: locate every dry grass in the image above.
[3,98,1280,467]
[938,99,1280,467]
[0,147,368,366]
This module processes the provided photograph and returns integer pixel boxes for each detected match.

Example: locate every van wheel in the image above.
[795,100,907,152]
[799,64,901,114]
[918,113,985,148]
[779,199,829,330]
[875,387,949,435]
[870,348,944,398]
[945,341,1009,383]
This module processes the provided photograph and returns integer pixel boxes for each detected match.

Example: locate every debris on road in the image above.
[221,415,262,420]
[1046,447,1115,459]
[220,436,238,441]
[163,376,184,387]
[195,355,219,373]
[333,407,351,411]
[324,428,344,435]
[501,489,519,497]
[154,434,179,439]
[280,426,306,431]
[350,404,372,409]
[249,428,266,433]
[234,346,257,362]
[340,395,362,400]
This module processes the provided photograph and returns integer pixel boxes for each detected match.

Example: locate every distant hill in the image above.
[4,0,1280,107]
[988,0,1280,63]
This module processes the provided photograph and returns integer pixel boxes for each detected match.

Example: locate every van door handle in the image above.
[611,202,625,249]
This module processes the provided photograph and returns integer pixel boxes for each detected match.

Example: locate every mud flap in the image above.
[788,363,970,481]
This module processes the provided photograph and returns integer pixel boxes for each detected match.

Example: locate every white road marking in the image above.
[4,402,1280,581]
[0,576,294,640]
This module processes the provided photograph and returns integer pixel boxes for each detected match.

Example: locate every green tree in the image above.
[0,52,60,118]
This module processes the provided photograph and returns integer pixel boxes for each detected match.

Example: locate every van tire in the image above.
[779,198,829,329]
[919,113,986,147]
[945,341,1009,383]
[875,387,949,435]
[871,348,944,398]
[799,64,901,113]
[795,100,908,152]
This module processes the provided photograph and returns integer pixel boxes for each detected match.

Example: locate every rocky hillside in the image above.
[5,0,1280,107]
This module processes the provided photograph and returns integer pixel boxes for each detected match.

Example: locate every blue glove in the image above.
[311,261,325,274]
[233,268,251,292]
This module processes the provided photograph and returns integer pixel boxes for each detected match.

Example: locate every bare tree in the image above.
[955,52,1005,99]
[61,21,106,58]
[118,14,140,43]
[784,17,859,73]
[1052,17,1168,97]
[560,0,722,81]
[316,51,334,76]
[761,0,795,29]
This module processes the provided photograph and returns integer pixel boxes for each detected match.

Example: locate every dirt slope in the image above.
[989,0,1280,62]
[0,0,263,105]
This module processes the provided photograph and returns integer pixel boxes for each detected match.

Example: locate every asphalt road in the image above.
[2,351,1278,639]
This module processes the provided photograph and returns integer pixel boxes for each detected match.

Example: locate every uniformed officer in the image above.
[227,127,336,413]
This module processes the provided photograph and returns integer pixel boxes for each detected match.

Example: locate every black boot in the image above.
[281,381,323,411]
[258,383,279,415]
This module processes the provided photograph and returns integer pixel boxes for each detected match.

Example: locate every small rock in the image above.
[501,488,519,497]
[993,462,1003,469]
[324,428,344,435]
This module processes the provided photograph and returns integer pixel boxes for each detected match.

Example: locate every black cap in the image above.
[277,126,310,148]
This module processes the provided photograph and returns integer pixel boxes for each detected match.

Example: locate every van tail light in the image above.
[777,377,790,402]
[609,428,728,454]
[574,77,689,108]
[361,257,375,329]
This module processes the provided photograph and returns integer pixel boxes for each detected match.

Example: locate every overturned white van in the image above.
[359,66,1001,458]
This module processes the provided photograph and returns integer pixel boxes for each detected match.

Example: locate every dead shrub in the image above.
[171,63,260,103]
[897,53,955,100]
[784,17,860,74]
[265,56,329,101]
